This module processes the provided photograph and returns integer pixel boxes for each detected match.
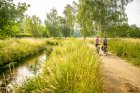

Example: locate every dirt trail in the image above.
[87,43,140,93]
[101,53,140,93]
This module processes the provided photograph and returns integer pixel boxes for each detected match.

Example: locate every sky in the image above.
[125,0,140,27]
[14,0,140,27]
[13,0,78,23]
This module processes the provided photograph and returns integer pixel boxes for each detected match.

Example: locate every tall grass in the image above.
[16,39,103,93]
[109,39,140,66]
[0,38,58,66]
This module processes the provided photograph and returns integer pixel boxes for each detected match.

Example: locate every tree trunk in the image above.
[84,36,86,42]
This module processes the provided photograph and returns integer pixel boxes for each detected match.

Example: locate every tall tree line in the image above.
[44,2,77,38]
[1,0,140,39]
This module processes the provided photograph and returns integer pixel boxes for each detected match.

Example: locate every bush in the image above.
[15,33,33,38]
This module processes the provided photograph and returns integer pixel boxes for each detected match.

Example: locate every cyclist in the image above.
[103,37,107,47]
[95,36,100,47]
[95,37,100,54]
[102,37,108,55]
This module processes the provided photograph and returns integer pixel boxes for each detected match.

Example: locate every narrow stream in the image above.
[0,52,47,92]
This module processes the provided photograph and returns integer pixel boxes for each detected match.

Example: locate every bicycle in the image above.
[102,45,108,56]
[96,44,100,54]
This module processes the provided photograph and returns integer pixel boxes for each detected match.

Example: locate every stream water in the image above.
[0,52,47,92]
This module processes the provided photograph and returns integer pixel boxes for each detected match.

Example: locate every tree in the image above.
[45,8,60,38]
[105,23,140,38]
[57,16,71,38]
[77,0,133,38]
[77,0,93,39]
[129,25,140,38]
[63,4,75,36]
[24,15,43,37]
[41,26,49,37]
[0,0,29,38]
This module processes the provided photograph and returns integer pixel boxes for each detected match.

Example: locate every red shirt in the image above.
[95,38,99,44]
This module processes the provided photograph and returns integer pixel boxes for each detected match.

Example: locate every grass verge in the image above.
[16,39,103,93]
[109,39,140,66]
[0,38,59,66]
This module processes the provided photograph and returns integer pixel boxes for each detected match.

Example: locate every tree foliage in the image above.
[58,16,71,38]
[63,4,76,36]
[23,15,44,37]
[106,24,140,38]
[45,8,60,38]
[77,0,133,38]
[77,0,93,38]
[1,0,139,38]
[0,0,29,39]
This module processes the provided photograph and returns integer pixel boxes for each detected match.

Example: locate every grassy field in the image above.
[109,38,140,66]
[0,38,58,66]
[16,39,103,93]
